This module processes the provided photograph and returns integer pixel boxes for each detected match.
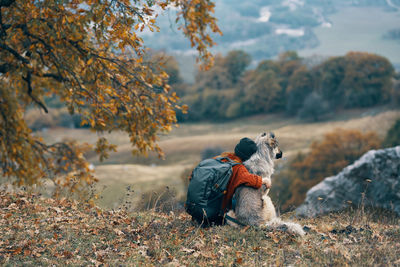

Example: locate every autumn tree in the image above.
[383,119,400,148]
[275,51,303,92]
[297,92,329,122]
[392,76,400,106]
[315,52,394,109]
[193,54,233,91]
[247,51,303,114]
[285,65,314,115]
[314,55,346,107]
[341,52,394,107]
[151,51,187,97]
[242,70,282,114]
[0,0,221,193]
[223,50,251,84]
[256,59,280,73]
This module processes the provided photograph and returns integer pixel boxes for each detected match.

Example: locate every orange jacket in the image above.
[217,152,262,211]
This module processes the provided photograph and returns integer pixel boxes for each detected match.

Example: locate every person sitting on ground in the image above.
[217,137,271,215]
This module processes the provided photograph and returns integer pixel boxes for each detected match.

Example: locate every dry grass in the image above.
[74,109,400,165]
[93,164,191,209]
[39,109,400,165]
[1,190,399,266]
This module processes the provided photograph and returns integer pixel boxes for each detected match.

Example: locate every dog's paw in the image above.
[262,177,271,189]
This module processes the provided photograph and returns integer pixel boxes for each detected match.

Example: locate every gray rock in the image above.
[296,146,400,217]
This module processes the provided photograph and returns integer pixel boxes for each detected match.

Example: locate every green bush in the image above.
[297,92,330,122]
[25,108,56,131]
[285,66,314,115]
[383,119,400,147]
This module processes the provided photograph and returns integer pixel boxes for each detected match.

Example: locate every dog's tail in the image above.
[264,218,305,236]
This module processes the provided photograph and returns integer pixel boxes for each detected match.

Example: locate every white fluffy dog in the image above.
[226,132,305,236]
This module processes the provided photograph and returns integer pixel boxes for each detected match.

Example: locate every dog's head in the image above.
[255,132,283,160]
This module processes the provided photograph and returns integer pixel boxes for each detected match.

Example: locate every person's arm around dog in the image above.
[219,138,266,211]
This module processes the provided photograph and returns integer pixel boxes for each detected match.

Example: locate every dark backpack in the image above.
[185,157,240,225]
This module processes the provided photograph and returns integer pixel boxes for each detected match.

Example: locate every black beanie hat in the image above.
[234,137,257,162]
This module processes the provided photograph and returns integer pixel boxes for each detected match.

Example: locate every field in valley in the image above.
[36,107,400,210]
[298,7,400,67]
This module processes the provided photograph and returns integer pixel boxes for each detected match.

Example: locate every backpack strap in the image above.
[224,214,246,227]
[214,157,241,167]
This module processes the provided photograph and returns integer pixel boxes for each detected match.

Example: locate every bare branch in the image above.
[0,63,11,73]
[0,0,15,7]
[42,73,67,82]
[0,43,29,64]
[23,71,49,113]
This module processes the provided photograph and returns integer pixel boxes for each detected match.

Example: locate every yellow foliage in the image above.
[0,0,220,194]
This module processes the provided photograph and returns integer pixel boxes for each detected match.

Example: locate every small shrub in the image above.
[136,186,180,213]
[297,92,329,121]
[25,107,90,130]
[391,79,400,106]
[25,108,57,131]
[180,166,194,197]
[225,101,242,119]
[383,119,400,147]
[57,110,76,128]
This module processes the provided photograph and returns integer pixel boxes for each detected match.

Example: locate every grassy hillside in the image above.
[37,108,400,209]
[1,190,399,266]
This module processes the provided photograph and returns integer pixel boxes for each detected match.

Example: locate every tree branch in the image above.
[0,43,29,64]
[42,73,67,82]
[0,0,15,7]
[0,62,10,73]
[23,71,49,113]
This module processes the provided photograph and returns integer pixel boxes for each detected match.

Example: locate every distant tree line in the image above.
[170,50,397,122]
[30,50,399,130]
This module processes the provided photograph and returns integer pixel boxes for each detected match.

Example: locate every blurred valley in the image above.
[141,0,400,82]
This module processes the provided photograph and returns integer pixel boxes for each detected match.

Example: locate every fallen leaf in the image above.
[113,228,124,236]
[63,250,73,259]
[52,207,63,213]
[12,247,22,255]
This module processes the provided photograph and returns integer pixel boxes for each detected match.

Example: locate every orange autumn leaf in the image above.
[0,0,221,195]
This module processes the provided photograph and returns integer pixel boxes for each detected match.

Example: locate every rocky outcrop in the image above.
[296,146,400,217]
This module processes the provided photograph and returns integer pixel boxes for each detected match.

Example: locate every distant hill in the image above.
[141,0,400,82]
